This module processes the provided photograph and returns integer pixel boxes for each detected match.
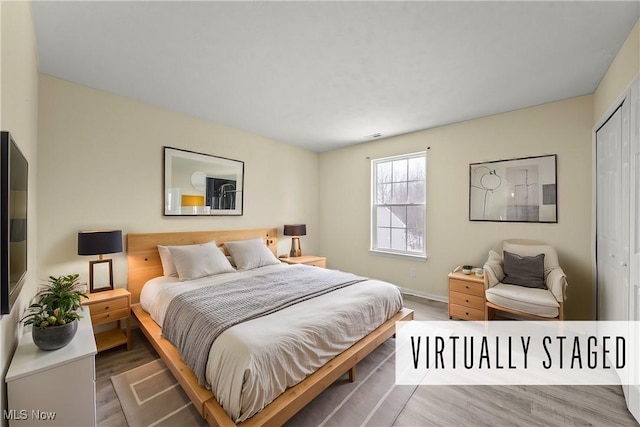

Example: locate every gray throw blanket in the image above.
[162,265,367,385]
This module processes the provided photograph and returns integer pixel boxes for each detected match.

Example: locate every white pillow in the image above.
[158,245,178,277]
[158,242,233,277]
[168,242,236,280]
[225,238,281,271]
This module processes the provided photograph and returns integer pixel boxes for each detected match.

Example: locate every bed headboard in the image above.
[127,228,278,304]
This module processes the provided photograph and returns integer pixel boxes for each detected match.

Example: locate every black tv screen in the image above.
[1,131,28,314]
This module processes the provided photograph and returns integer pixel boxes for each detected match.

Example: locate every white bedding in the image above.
[140,263,403,422]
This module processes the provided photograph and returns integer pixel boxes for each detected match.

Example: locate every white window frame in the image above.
[370,151,427,260]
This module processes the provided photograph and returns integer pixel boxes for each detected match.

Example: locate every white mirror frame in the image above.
[163,146,244,216]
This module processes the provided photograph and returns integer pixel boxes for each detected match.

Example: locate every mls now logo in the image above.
[3,410,28,420]
[3,409,56,421]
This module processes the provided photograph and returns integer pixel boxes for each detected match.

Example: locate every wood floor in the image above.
[95,296,639,426]
[95,329,158,427]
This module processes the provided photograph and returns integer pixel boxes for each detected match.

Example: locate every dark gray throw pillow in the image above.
[502,251,546,289]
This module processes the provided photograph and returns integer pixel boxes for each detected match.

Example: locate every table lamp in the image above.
[78,229,122,292]
[283,224,306,257]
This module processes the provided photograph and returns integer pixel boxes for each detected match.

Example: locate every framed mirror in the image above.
[164,147,244,216]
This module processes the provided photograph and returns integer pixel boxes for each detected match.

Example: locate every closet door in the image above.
[628,78,640,423]
[596,78,639,424]
[596,104,627,321]
[621,96,631,321]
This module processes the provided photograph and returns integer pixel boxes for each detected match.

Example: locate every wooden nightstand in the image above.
[280,255,327,268]
[448,271,485,320]
[82,288,131,352]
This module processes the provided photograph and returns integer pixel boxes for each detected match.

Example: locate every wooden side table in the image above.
[82,288,131,352]
[448,271,485,320]
[280,255,327,268]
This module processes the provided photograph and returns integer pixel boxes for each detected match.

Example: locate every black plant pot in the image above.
[32,319,78,351]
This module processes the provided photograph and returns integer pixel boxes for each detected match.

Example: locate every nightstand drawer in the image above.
[91,307,129,326]
[449,279,484,296]
[307,259,326,268]
[88,297,128,314]
[449,304,484,321]
[449,291,485,310]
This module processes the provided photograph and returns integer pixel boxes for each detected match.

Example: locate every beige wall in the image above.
[594,19,639,122]
[319,95,594,319]
[37,75,318,291]
[0,2,39,424]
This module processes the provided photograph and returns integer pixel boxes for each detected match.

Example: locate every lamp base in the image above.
[289,237,302,257]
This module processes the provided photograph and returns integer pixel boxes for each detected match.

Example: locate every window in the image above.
[371,152,426,258]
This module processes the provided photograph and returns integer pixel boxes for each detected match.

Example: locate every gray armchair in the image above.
[483,241,568,320]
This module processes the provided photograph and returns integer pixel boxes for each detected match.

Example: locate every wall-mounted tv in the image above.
[1,131,28,314]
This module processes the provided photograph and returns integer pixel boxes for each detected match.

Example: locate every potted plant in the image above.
[21,274,88,350]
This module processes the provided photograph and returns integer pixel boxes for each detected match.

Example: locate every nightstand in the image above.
[280,255,327,268]
[6,307,97,426]
[82,288,131,352]
[448,271,485,320]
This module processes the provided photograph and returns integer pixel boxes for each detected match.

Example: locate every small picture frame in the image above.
[89,259,114,292]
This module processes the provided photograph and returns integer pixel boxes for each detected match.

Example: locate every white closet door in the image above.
[619,88,632,408]
[628,78,640,424]
[596,105,626,321]
[622,96,631,322]
[596,78,639,424]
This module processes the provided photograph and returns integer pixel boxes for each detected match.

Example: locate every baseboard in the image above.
[399,287,448,304]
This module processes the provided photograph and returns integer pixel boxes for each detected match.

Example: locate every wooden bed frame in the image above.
[127,228,414,427]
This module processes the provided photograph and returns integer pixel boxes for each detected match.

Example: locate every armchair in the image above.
[482,241,568,320]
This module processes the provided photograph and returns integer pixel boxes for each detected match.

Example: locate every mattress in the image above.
[140,263,403,422]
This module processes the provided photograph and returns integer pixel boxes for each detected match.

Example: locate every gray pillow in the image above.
[502,250,546,289]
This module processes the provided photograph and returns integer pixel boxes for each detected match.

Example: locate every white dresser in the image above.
[5,307,97,427]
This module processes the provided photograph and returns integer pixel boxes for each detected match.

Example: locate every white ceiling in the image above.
[32,1,639,152]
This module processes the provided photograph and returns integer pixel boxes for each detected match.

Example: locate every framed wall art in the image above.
[469,154,557,223]
[163,147,244,216]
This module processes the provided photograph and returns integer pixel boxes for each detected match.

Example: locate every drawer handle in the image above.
[465,299,469,303]
[465,312,469,316]
[104,306,109,310]
[465,285,469,289]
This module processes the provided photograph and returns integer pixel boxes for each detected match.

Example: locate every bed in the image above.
[127,228,414,427]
